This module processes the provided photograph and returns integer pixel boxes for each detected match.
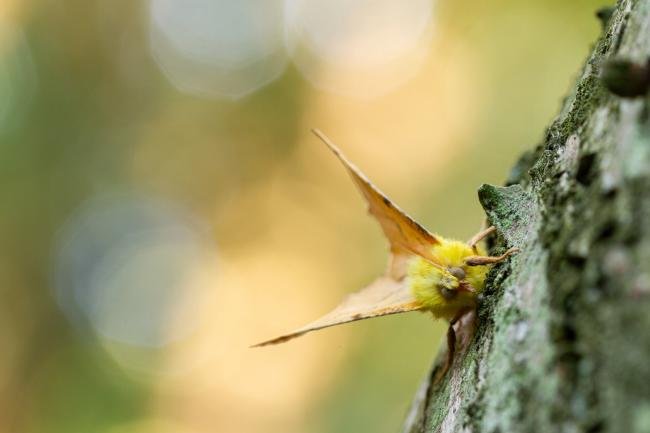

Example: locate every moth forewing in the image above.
[251,277,423,347]
[311,129,442,269]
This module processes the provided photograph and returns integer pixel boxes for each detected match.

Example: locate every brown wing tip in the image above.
[311,128,343,158]
[250,332,305,348]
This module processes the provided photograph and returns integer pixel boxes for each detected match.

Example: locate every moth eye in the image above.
[449,266,466,280]
[439,286,457,300]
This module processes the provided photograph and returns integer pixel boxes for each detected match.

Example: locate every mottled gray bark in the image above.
[402,1,650,432]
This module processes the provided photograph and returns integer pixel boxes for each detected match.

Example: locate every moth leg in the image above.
[432,324,456,386]
[467,225,496,253]
[433,308,473,385]
[464,247,520,266]
[444,322,457,375]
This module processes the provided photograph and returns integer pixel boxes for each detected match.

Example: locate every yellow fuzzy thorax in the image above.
[407,236,489,321]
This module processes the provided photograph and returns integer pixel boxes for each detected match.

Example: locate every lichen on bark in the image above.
[402,1,650,432]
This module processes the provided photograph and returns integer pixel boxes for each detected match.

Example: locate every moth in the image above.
[253,129,518,374]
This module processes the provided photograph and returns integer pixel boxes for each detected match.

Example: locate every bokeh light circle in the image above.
[284,0,435,98]
[149,0,288,99]
[53,193,217,348]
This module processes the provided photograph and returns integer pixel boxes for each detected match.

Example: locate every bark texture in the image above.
[402,1,650,432]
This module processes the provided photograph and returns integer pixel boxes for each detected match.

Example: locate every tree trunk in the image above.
[401,1,650,432]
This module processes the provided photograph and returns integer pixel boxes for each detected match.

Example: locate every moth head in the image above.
[448,266,466,280]
[437,266,476,300]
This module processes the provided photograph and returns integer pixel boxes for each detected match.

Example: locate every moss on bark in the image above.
[402,1,650,432]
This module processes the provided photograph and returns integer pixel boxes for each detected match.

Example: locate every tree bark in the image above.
[401,1,650,432]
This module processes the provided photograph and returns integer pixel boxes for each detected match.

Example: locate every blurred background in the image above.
[0,1,606,432]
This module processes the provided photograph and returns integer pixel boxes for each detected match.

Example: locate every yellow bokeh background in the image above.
[0,1,605,432]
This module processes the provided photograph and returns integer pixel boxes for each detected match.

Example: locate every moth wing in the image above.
[312,129,441,279]
[251,277,422,347]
